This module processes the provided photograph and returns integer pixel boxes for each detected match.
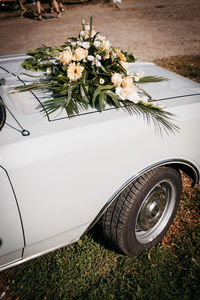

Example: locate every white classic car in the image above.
[0,54,200,272]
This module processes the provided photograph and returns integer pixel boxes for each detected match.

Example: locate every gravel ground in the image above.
[0,0,200,61]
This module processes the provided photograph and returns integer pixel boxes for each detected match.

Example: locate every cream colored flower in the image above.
[111,73,123,87]
[122,76,134,89]
[115,48,127,62]
[67,62,84,81]
[82,42,90,49]
[73,47,88,61]
[103,52,110,60]
[115,86,140,103]
[94,40,101,48]
[100,40,109,52]
[59,49,73,65]
[99,40,110,59]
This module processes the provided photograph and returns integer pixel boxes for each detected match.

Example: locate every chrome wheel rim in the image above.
[135,180,176,244]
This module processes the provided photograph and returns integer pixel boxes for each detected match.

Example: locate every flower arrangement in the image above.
[16,18,177,133]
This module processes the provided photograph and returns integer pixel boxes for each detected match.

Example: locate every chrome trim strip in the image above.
[82,158,200,237]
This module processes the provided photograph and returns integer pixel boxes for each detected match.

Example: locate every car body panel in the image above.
[0,54,200,271]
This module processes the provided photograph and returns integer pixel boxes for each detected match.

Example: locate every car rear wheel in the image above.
[102,166,182,255]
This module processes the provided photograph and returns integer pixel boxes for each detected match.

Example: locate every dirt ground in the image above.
[0,0,200,61]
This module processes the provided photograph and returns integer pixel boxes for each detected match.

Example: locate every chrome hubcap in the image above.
[135,180,176,244]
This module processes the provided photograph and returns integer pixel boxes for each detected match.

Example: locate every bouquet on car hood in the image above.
[16,17,177,133]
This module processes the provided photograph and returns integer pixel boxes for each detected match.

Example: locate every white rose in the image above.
[82,42,90,49]
[94,40,101,48]
[74,48,88,61]
[111,73,123,87]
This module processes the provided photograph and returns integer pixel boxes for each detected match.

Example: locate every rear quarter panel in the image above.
[1,95,200,260]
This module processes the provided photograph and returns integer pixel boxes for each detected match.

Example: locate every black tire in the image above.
[102,167,182,255]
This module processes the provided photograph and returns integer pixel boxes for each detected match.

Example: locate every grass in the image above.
[1,56,200,299]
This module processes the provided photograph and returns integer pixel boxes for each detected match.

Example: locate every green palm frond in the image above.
[138,76,168,83]
[122,100,179,134]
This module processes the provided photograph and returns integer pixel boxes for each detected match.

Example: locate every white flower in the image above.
[87,54,101,67]
[94,40,101,48]
[105,40,110,48]
[82,42,90,49]
[122,76,134,89]
[115,87,126,100]
[71,42,76,47]
[111,73,123,87]
[91,30,96,38]
[134,70,145,81]
[95,60,101,67]
[99,78,104,84]
[96,54,102,60]
[136,70,144,78]
[80,31,85,37]
[115,86,140,103]
[89,55,102,67]
[77,41,83,46]
[134,76,140,82]
[85,24,90,31]
[98,35,106,41]
[87,55,95,61]
[111,52,117,59]
[46,67,52,75]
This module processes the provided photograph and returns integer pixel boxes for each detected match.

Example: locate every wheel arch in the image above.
[83,159,199,236]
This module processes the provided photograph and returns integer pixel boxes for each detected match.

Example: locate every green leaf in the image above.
[106,90,121,108]
[92,87,101,107]
[138,76,168,83]
[98,91,106,112]
[66,85,72,106]
[80,85,89,104]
